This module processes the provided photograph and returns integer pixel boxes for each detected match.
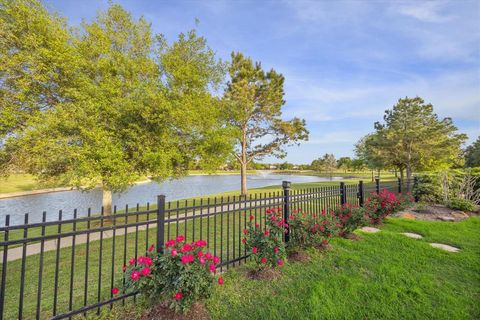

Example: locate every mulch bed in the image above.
[247,267,282,280]
[395,204,479,222]
[315,244,332,252]
[141,302,209,320]
[287,250,311,262]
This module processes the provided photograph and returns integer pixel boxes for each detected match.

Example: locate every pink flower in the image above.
[171,249,177,257]
[148,244,155,252]
[261,257,267,263]
[218,277,224,285]
[249,215,254,221]
[130,271,140,281]
[129,258,136,266]
[243,229,248,235]
[252,247,258,254]
[270,215,276,221]
[321,209,326,215]
[111,287,119,295]
[277,259,284,266]
[264,230,270,236]
[323,220,328,225]
[181,254,194,264]
[242,238,247,244]
[320,226,325,232]
[141,267,151,276]
[255,223,260,228]
[195,240,207,247]
[199,256,206,264]
[205,252,213,260]
[176,235,185,242]
[274,247,279,253]
[213,256,220,265]
[209,264,216,273]
[175,292,183,300]
[165,240,175,247]
[197,251,203,257]
[181,244,193,253]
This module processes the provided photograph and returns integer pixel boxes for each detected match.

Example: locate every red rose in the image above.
[261,257,267,263]
[243,229,248,235]
[274,247,279,253]
[148,244,155,252]
[264,230,270,236]
[171,249,177,257]
[255,223,260,228]
[181,244,193,253]
[141,267,151,276]
[165,240,175,247]
[175,292,183,300]
[242,238,247,244]
[199,256,206,264]
[320,226,325,232]
[209,264,216,273]
[111,287,119,295]
[181,254,194,264]
[205,252,213,260]
[252,247,258,254]
[213,256,220,265]
[277,259,284,266]
[249,215,254,221]
[195,240,207,247]
[323,220,328,225]
[218,277,224,285]
[129,258,136,266]
[130,271,140,281]
[176,235,185,242]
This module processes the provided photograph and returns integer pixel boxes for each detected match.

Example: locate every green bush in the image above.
[413,174,441,202]
[115,237,221,313]
[333,204,366,237]
[448,198,477,212]
[288,209,338,249]
[244,208,287,269]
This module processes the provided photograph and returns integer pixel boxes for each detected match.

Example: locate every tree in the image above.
[0,3,230,214]
[321,153,337,179]
[0,0,78,138]
[465,137,480,167]
[337,157,352,173]
[310,158,324,172]
[223,52,308,195]
[357,97,467,187]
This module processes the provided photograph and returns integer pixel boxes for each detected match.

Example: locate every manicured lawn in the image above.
[0,174,45,193]
[206,217,480,319]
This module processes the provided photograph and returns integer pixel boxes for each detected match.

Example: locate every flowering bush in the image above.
[364,189,403,224]
[114,236,223,313]
[288,208,337,249]
[333,204,367,236]
[243,208,287,269]
[397,192,415,211]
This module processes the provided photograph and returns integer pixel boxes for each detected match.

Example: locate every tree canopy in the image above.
[356,97,467,182]
[0,1,231,213]
[464,137,480,168]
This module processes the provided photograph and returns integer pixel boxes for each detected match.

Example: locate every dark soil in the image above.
[287,250,311,262]
[141,302,209,320]
[343,233,362,241]
[315,244,332,252]
[247,267,282,280]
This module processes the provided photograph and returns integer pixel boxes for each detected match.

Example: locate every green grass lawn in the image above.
[205,217,480,320]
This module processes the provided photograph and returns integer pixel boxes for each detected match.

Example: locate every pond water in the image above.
[0,174,342,226]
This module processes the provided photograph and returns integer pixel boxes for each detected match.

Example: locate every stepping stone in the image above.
[430,243,460,252]
[401,232,423,239]
[360,227,381,233]
[437,216,455,222]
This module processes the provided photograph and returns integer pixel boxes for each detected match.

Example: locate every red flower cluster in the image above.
[333,203,367,237]
[365,189,404,224]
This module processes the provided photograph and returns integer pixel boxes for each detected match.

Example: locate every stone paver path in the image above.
[430,243,460,252]
[360,226,381,233]
[401,232,423,239]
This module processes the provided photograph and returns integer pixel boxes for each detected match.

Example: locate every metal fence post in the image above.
[413,176,419,202]
[398,178,402,194]
[375,177,380,194]
[282,181,291,243]
[358,180,364,207]
[156,195,166,253]
[340,182,346,205]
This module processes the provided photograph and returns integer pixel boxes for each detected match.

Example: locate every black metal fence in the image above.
[0,178,415,319]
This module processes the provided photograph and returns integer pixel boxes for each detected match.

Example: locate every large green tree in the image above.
[357,97,467,187]
[223,52,308,195]
[464,136,480,167]
[0,2,230,214]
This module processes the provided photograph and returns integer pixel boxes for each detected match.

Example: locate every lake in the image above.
[0,174,342,226]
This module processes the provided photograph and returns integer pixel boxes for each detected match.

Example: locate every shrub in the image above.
[397,192,415,211]
[333,204,366,236]
[114,237,222,313]
[244,208,287,269]
[448,197,477,212]
[413,174,441,203]
[288,208,338,247]
[364,189,402,224]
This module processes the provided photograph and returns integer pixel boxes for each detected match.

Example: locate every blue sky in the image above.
[46,0,480,164]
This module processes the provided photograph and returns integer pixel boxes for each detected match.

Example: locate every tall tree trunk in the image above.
[400,167,405,181]
[240,161,247,195]
[102,187,112,216]
[406,163,412,192]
